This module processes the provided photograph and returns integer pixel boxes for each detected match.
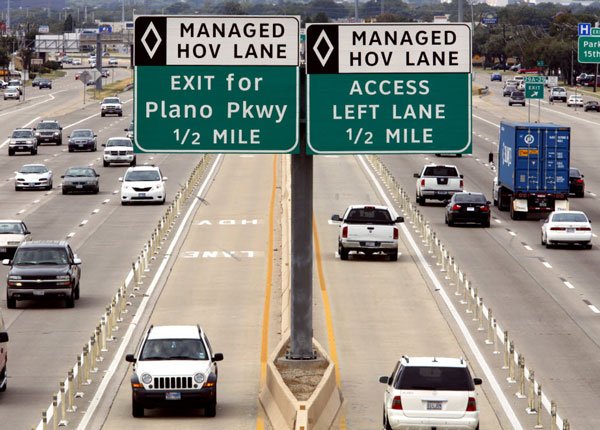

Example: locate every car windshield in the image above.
[570,168,581,177]
[395,366,474,391]
[12,130,33,138]
[8,80,21,85]
[106,139,132,147]
[454,194,486,204]
[554,87,565,92]
[104,98,120,104]
[72,130,93,138]
[423,166,459,177]
[65,168,95,177]
[551,213,588,223]
[20,165,48,174]
[13,248,69,265]
[125,170,161,182]
[344,208,393,225]
[140,339,207,360]
[0,223,25,234]
[37,122,59,130]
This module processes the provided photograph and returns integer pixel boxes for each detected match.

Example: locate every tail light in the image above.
[393,227,398,240]
[460,180,464,188]
[466,397,477,412]
[391,396,403,410]
[420,179,425,187]
[451,204,461,211]
[576,179,584,184]
[480,205,490,212]
[550,227,566,231]
[576,227,592,231]
[342,226,348,238]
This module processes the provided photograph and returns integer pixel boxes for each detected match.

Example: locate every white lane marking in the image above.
[542,261,553,269]
[589,305,600,314]
[75,154,223,430]
[102,199,110,204]
[473,114,499,128]
[112,190,118,195]
[593,233,598,238]
[0,94,55,118]
[564,281,575,289]
[66,232,75,238]
[494,219,502,224]
[0,116,42,148]
[33,199,40,204]
[524,245,533,251]
[357,155,524,429]
[63,111,102,130]
[43,158,50,162]
[591,193,597,197]
[508,231,517,236]
[92,209,100,214]
[79,220,88,227]
[17,209,25,214]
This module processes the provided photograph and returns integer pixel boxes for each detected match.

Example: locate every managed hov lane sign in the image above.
[134,16,300,153]
[306,23,472,154]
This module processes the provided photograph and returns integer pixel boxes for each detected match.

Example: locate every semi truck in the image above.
[494,122,570,220]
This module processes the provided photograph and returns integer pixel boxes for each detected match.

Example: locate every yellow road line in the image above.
[313,214,347,429]
[257,154,278,430]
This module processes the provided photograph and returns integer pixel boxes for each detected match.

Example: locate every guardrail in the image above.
[31,154,214,430]
[365,154,571,430]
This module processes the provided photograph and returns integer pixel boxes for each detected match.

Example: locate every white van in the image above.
[0,311,8,392]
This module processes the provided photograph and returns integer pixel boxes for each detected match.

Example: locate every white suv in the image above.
[119,165,167,205]
[125,325,223,417]
[103,137,135,167]
[379,356,482,430]
[100,96,122,117]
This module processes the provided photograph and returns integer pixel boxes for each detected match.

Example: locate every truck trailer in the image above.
[495,122,570,220]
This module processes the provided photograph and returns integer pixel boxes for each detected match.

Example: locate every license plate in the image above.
[138,193,146,197]
[567,228,575,233]
[427,401,442,410]
[18,146,24,150]
[78,144,83,148]
[365,241,375,247]
[467,207,475,212]
[435,191,445,195]
[33,290,45,296]
[0,247,6,253]
[76,185,83,189]
[165,392,181,401]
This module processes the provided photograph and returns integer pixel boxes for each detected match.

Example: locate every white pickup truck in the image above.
[414,164,464,205]
[331,205,404,261]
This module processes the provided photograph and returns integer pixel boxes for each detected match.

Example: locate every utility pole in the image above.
[380,0,384,16]
[458,0,464,22]
[7,0,10,34]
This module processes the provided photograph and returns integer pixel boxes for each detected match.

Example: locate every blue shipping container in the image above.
[498,122,570,194]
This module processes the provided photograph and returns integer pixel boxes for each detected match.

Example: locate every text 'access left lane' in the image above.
[134,15,300,153]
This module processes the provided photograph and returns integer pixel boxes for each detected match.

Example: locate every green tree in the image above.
[63,14,74,32]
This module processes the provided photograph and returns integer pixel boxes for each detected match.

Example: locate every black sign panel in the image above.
[306,24,339,74]
[134,16,167,66]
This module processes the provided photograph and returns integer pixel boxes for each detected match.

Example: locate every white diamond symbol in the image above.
[141,22,162,59]
[313,30,334,67]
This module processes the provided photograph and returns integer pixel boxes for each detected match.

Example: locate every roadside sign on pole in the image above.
[134,15,300,153]
[79,70,91,85]
[523,76,545,84]
[305,23,472,154]
[525,83,544,99]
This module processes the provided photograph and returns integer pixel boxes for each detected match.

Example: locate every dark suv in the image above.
[34,120,63,145]
[3,241,82,308]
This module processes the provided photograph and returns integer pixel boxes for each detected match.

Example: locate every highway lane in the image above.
[379,82,600,427]
[311,155,509,429]
[88,154,278,430]
[0,96,203,429]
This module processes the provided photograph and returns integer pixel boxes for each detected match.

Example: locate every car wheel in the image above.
[482,219,490,228]
[204,400,217,417]
[576,191,584,198]
[121,201,128,206]
[417,195,425,206]
[103,160,109,167]
[541,233,546,245]
[132,398,144,418]
[6,295,16,309]
[74,284,80,300]
[8,149,14,156]
[448,216,454,226]
[389,250,398,261]
[339,244,349,260]
[101,113,105,117]
[131,158,136,167]
[118,112,123,117]
[92,145,97,152]
[31,148,37,155]
[65,292,75,308]
[62,188,68,195]
[585,243,593,250]
[384,411,393,430]
[57,139,62,146]
[68,147,74,152]
[94,187,99,194]
[0,367,7,392]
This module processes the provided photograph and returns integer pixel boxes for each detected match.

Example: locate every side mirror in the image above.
[102,144,106,147]
[60,127,63,130]
[73,257,82,265]
[124,128,128,131]
[24,230,31,235]
[460,174,464,178]
[2,259,10,266]
[94,134,98,137]
[582,174,585,178]
[473,378,483,386]
[96,174,100,177]
[0,332,8,343]
[486,201,491,205]
[118,177,123,182]
[125,354,136,363]
[379,376,389,384]
[60,175,65,178]
[163,177,168,181]
[396,216,404,223]
[212,353,224,362]
[331,214,341,222]
[413,173,420,178]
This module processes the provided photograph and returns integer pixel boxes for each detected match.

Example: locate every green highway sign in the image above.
[578,36,600,63]
[536,60,545,67]
[525,83,544,99]
[134,16,300,153]
[524,76,544,83]
[306,23,472,154]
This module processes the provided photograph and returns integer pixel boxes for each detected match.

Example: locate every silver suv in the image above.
[8,128,38,156]
[549,87,567,103]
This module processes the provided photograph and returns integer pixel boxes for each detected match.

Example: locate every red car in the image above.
[518,68,543,74]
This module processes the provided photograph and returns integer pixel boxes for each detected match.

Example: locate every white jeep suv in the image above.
[103,137,135,167]
[119,165,167,205]
[125,325,223,417]
[379,356,482,430]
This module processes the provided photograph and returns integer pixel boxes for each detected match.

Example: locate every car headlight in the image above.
[54,132,59,136]
[193,373,205,384]
[35,132,40,136]
[141,373,152,384]
[39,178,48,182]
[26,140,33,144]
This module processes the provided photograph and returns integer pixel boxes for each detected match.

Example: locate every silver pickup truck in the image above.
[331,205,403,261]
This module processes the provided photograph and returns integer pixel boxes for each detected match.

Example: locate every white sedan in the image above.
[567,95,584,107]
[14,164,53,191]
[541,211,592,249]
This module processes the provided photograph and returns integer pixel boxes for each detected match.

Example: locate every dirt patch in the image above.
[275,342,329,401]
